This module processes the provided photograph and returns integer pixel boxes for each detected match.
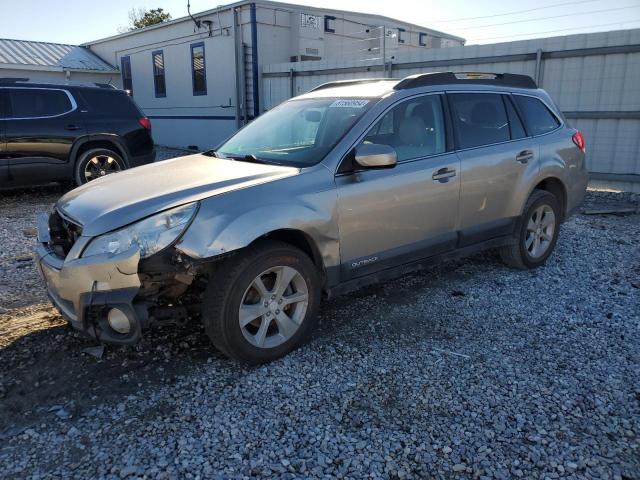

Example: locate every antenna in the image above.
[187,1,201,30]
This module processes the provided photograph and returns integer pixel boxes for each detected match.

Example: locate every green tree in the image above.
[128,8,172,30]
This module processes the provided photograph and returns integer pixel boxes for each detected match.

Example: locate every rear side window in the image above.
[80,90,141,117]
[9,89,72,118]
[449,93,509,149]
[513,95,560,135]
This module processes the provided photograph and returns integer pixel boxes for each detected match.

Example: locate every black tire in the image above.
[499,190,561,270]
[202,240,321,365]
[74,148,126,185]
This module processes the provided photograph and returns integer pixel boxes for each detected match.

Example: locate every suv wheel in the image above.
[75,148,125,185]
[202,240,320,364]
[499,190,561,269]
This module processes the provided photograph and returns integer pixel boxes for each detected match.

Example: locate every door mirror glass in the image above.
[354,143,397,169]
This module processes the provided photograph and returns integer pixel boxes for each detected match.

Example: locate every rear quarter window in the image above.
[513,95,560,136]
[80,90,142,117]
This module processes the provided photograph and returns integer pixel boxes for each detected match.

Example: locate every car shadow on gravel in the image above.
[0,310,222,432]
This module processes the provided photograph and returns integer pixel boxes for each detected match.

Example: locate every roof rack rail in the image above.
[394,72,537,90]
[0,77,30,84]
[0,77,118,89]
[309,78,397,93]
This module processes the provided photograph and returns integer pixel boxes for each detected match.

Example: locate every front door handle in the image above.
[432,167,456,183]
[65,124,81,131]
[516,150,534,164]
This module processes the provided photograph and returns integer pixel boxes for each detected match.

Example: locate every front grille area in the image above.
[48,210,82,257]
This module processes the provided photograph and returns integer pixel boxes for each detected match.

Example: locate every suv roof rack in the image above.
[0,77,118,89]
[309,78,398,93]
[394,72,537,90]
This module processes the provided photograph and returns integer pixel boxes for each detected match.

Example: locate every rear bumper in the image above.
[35,214,146,344]
[128,148,156,168]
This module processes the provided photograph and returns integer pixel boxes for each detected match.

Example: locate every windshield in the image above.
[216,98,376,167]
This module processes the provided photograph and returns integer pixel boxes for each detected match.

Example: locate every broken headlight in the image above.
[82,203,198,259]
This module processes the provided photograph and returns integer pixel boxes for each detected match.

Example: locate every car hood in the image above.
[57,154,299,236]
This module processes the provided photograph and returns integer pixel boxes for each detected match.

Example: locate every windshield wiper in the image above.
[202,150,218,157]
[222,154,282,165]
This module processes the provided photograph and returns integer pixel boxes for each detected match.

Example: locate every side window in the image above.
[513,95,560,136]
[504,96,527,140]
[191,42,207,96]
[449,93,509,149]
[9,89,72,118]
[152,50,166,98]
[361,95,446,162]
[121,56,133,95]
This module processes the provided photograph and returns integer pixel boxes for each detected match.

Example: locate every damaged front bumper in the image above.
[35,214,147,345]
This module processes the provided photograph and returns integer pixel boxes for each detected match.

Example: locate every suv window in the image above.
[9,89,72,118]
[513,95,560,136]
[362,94,446,161]
[449,93,509,149]
[504,96,527,140]
[80,90,141,117]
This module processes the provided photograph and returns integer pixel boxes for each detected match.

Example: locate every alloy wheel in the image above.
[525,204,556,258]
[84,155,122,182]
[238,266,309,349]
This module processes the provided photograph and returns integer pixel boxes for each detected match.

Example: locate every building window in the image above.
[190,42,207,96]
[152,50,166,98]
[397,28,405,44]
[419,33,428,47]
[324,15,335,33]
[121,56,133,95]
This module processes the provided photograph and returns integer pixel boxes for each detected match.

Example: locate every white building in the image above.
[84,0,464,150]
[0,39,118,85]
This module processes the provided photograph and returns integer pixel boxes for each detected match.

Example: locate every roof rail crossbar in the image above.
[308,78,398,93]
[394,72,537,90]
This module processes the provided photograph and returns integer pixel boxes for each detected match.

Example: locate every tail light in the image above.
[572,130,585,153]
[138,117,151,131]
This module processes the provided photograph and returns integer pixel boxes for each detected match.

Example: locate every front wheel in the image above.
[499,190,561,269]
[202,240,321,364]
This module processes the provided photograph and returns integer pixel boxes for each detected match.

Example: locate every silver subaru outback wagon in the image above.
[35,72,588,364]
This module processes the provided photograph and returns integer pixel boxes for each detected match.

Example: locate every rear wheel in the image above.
[499,190,560,269]
[75,148,125,185]
[202,240,320,364]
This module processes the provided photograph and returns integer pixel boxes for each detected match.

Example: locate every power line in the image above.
[468,19,640,41]
[430,0,600,23]
[457,5,640,30]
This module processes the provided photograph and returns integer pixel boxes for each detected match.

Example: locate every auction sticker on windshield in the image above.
[329,100,370,108]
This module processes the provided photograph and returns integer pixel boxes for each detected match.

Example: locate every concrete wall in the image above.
[263,28,640,180]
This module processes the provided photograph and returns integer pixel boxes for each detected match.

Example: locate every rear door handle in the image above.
[516,150,534,164]
[432,167,456,183]
[65,124,81,131]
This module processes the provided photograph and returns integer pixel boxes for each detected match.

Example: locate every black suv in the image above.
[0,79,155,187]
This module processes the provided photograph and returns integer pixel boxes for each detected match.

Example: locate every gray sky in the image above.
[0,0,639,45]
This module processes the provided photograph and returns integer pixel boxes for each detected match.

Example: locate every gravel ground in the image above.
[0,178,639,479]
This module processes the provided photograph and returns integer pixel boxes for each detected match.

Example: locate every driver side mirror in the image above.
[354,143,398,169]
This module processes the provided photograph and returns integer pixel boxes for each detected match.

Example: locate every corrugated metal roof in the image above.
[0,38,117,72]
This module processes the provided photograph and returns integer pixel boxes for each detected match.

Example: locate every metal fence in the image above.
[263,28,640,182]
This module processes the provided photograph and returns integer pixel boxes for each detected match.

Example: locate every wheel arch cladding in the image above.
[533,177,567,221]
[72,137,127,166]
